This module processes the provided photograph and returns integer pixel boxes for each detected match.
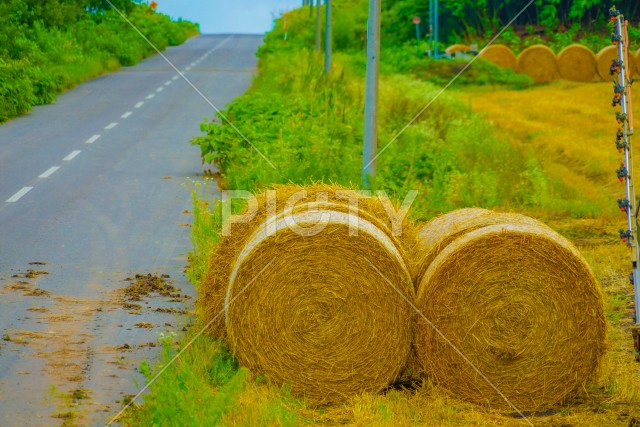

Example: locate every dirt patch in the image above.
[122,273,190,302]
[12,269,49,279]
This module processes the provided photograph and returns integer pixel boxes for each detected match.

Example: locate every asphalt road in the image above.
[0,34,262,426]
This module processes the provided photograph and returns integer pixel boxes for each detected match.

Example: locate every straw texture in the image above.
[479,44,517,69]
[414,222,607,409]
[517,45,558,83]
[199,184,418,338]
[415,209,550,284]
[225,208,415,404]
[597,45,637,80]
[557,44,597,82]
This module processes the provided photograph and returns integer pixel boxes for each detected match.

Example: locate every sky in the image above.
[154,0,307,34]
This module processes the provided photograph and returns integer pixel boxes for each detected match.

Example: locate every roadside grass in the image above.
[0,3,198,123]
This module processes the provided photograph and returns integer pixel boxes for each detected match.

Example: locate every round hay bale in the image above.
[479,44,517,70]
[199,184,419,338]
[636,48,640,77]
[414,223,607,409]
[516,45,558,83]
[445,44,471,55]
[597,45,637,80]
[556,44,597,82]
[225,206,415,404]
[415,209,550,284]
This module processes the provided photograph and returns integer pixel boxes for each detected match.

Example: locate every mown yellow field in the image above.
[461,81,638,221]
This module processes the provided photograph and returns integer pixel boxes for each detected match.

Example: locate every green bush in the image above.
[0,1,199,123]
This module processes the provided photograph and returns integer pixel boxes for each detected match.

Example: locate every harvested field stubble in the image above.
[414,220,607,409]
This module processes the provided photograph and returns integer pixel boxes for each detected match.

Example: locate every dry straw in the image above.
[414,221,607,409]
[445,44,471,55]
[597,45,637,80]
[415,209,550,283]
[479,44,517,70]
[517,45,558,83]
[557,44,597,82]
[199,184,418,404]
[636,48,640,76]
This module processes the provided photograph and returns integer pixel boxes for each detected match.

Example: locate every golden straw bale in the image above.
[199,184,419,339]
[414,223,607,409]
[597,45,637,80]
[557,44,597,82]
[479,44,517,69]
[635,48,640,77]
[516,45,558,83]
[445,44,471,55]
[415,209,550,284]
[225,207,415,404]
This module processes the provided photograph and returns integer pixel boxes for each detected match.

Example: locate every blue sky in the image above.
[154,0,307,34]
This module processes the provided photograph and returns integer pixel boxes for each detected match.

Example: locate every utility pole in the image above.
[325,0,332,74]
[434,0,439,59]
[316,0,322,51]
[309,0,313,18]
[362,0,381,187]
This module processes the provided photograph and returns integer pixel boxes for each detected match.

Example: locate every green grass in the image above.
[0,2,198,123]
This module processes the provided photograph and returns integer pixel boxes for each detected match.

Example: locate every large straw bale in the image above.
[414,223,607,409]
[225,206,415,404]
[557,44,597,82]
[479,44,517,70]
[199,184,419,338]
[415,209,550,284]
[597,45,637,80]
[517,45,558,83]
[445,44,471,55]
[636,48,640,76]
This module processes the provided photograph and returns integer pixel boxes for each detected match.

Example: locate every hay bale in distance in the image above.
[597,45,637,80]
[225,207,415,404]
[517,45,558,83]
[636,48,640,77]
[557,44,597,82]
[445,44,471,55]
[479,44,517,70]
[414,223,607,409]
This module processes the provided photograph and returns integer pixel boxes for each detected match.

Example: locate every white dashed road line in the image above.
[134,102,144,108]
[172,75,179,81]
[164,81,172,86]
[6,187,33,203]
[86,134,101,144]
[146,94,155,100]
[105,122,118,130]
[156,87,163,92]
[39,166,60,179]
[63,150,81,161]
[121,111,132,119]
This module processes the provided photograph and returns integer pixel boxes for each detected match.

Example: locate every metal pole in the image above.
[325,0,332,74]
[428,0,433,57]
[415,21,421,57]
[434,0,439,59]
[611,6,640,361]
[316,0,321,51]
[362,0,381,188]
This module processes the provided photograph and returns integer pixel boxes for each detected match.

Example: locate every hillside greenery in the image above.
[0,0,198,122]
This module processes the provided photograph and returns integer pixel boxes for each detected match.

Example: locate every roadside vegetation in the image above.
[0,0,198,123]
[123,0,640,426]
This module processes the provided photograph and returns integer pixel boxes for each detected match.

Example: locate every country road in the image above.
[0,34,262,426]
